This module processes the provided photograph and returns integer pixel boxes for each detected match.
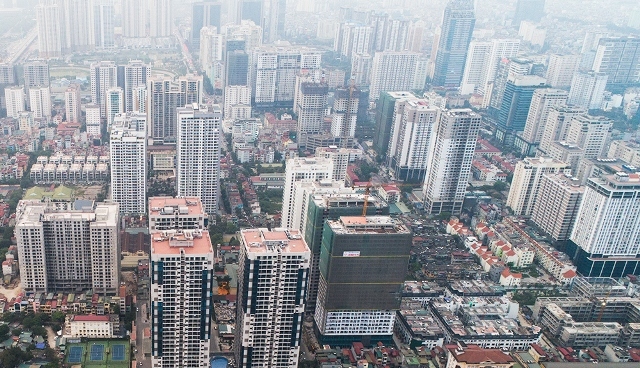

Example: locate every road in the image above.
[135,298,151,368]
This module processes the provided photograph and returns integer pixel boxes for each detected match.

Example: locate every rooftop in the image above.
[148,197,206,217]
[446,344,514,364]
[240,228,310,254]
[150,229,213,255]
[327,216,409,234]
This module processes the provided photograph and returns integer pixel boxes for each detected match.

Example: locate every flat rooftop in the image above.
[328,216,410,234]
[240,228,309,254]
[148,196,206,217]
[150,229,213,255]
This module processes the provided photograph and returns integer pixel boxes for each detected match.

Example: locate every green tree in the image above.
[0,346,32,368]
[0,324,9,340]
[51,311,65,324]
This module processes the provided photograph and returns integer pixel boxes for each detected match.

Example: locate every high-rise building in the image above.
[235,227,310,367]
[149,0,172,38]
[90,61,118,118]
[191,1,222,48]
[538,105,586,155]
[315,147,362,183]
[150,225,213,368]
[514,0,546,24]
[488,57,535,111]
[105,87,124,128]
[382,18,410,52]
[238,0,262,26]
[223,85,252,120]
[386,99,438,183]
[0,63,17,85]
[122,61,150,112]
[122,0,147,38]
[334,23,373,60]
[496,74,547,145]
[506,157,571,216]
[315,216,411,345]
[132,86,147,113]
[226,50,249,86]
[566,115,613,159]
[593,37,640,88]
[369,51,420,100]
[294,75,328,136]
[199,27,224,87]
[64,84,81,123]
[92,0,115,48]
[85,104,101,136]
[516,88,568,155]
[23,60,50,88]
[281,157,334,228]
[148,74,203,142]
[17,112,35,135]
[422,109,481,215]
[62,0,95,52]
[545,54,581,88]
[15,200,120,294]
[350,53,373,87]
[110,113,147,214]
[568,71,608,110]
[176,104,221,214]
[330,86,359,140]
[568,172,640,277]
[432,0,475,87]
[224,20,263,53]
[36,0,63,58]
[148,197,208,232]
[4,85,25,118]
[531,173,584,242]
[373,91,416,157]
[28,86,52,120]
[251,44,322,107]
[264,0,285,43]
[461,39,521,95]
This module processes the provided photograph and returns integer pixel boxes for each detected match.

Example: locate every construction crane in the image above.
[596,290,612,322]
[361,177,380,216]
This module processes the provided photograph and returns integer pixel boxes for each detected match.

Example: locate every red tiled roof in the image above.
[73,314,110,322]
[447,345,514,364]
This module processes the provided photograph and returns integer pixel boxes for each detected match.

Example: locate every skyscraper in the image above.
[531,173,584,242]
[568,71,608,110]
[15,200,120,294]
[516,88,568,155]
[513,0,546,24]
[92,0,115,49]
[373,91,416,157]
[110,113,147,214]
[148,75,203,142]
[62,0,95,51]
[294,75,328,136]
[538,105,586,155]
[36,0,63,58]
[64,84,81,123]
[593,37,640,88]
[461,39,521,95]
[334,23,373,60]
[23,60,50,88]
[176,104,221,214]
[105,87,124,128]
[432,0,475,87]
[238,0,262,26]
[545,54,581,88]
[225,50,249,86]
[369,51,420,100]
[330,86,359,140]
[28,86,52,120]
[422,109,481,215]
[123,61,150,112]
[4,85,25,118]
[565,115,613,159]
[122,0,147,38]
[191,1,222,48]
[264,0,286,43]
[85,104,101,136]
[150,206,213,368]
[223,85,252,120]
[90,61,118,118]
[496,74,547,144]
[315,216,411,345]
[235,227,310,367]
[199,27,224,87]
[149,0,172,38]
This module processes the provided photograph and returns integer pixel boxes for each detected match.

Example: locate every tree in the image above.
[493,181,507,191]
[0,346,32,368]
[51,311,65,324]
[0,324,9,340]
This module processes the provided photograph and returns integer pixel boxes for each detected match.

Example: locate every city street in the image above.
[135,299,151,368]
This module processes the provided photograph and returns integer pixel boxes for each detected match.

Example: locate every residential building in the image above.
[423,109,481,215]
[568,71,608,110]
[224,85,252,120]
[92,0,115,49]
[432,0,475,87]
[531,174,584,241]
[15,200,120,294]
[315,216,411,345]
[373,91,417,157]
[514,0,545,24]
[293,75,328,137]
[351,53,373,86]
[90,61,118,118]
[149,0,172,38]
[369,51,420,100]
[538,105,586,155]
[176,104,221,215]
[105,87,124,128]
[85,104,101,136]
[122,61,150,112]
[461,39,520,95]
[132,86,147,113]
[517,88,568,155]
[545,54,581,88]
[315,146,361,183]
[191,1,222,48]
[280,157,333,228]
[334,23,373,60]
[330,86,359,139]
[28,86,51,120]
[110,113,147,214]
[235,228,310,367]
[546,141,584,174]
[65,84,81,123]
[488,57,535,111]
[506,157,571,216]
[566,115,613,159]
[148,74,203,142]
[445,344,515,368]
[148,197,207,232]
[608,140,640,166]
[23,60,50,88]
[5,85,25,118]
[199,26,224,87]
[0,63,16,85]
[593,37,640,87]
[122,0,147,38]
[36,0,63,58]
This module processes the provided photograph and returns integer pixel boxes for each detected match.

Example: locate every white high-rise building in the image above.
[65,84,81,123]
[330,86,359,139]
[422,109,481,215]
[531,173,584,242]
[224,85,252,120]
[122,0,147,38]
[4,86,25,118]
[149,0,172,38]
[521,88,569,146]
[461,39,520,95]
[293,75,328,136]
[223,20,263,52]
[110,113,147,214]
[23,60,50,88]
[148,75,203,142]
[386,98,438,183]
[15,200,120,294]
[36,0,63,58]
[105,87,124,128]
[334,23,373,60]
[90,61,118,117]
[85,104,102,136]
[28,86,52,119]
[132,86,147,113]
[62,0,95,52]
[315,146,361,184]
[123,61,150,112]
[545,54,581,88]
[369,51,420,100]
[281,157,334,229]
[92,0,115,49]
[176,104,222,214]
[236,228,310,368]
[506,157,571,216]
[538,106,586,155]
[150,225,213,368]
[568,71,608,110]
[199,26,225,86]
[351,53,373,86]
[593,37,640,85]
[566,115,613,159]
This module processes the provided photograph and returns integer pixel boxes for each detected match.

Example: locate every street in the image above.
[135,298,151,368]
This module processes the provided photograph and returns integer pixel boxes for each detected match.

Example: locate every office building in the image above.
[281,157,334,229]
[568,71,608,110]
[226,50,249,86]
[264,0,285,43]
[546,54,581,88]
[330,86,359,140]
[516,88,568,155]
[251,44,322,107]
[566,115,613,159]
[531,174,584,242]
[238,0,262,26]
[148,74,203,142]
[36,0,63,58]
[423,109,481,215]
[315,147,362,184]
[432,0,476,87]
[92,0,115,49]
[5,85,25,118]
[191,1,222,48]
[369,51,420,100]
[488,57,535,111]
[149,0,172,37]
[105,87,124,128]
[568,172,640,277]
[110,113,147,214]
[90,61,118,118]
[23,60,50,88]
[85,104,101,136]
[15,200,120,294]
[496,75,547,144]
[506,157,571,216]
[514,0,546,24]
[199,27,224,86]
[28,86,51,120]
[315,216,411,345]
[538,105,586,155]
[223,85,252,120]
[150,227,213,368]
[373,91,416,156]
[386,99,438,182]
[461,39,520,95]
[293,75,328,136]
[64,84,81,123]
[176,104,221,214]
[236,228,310,367]
[122,61,150,112]
[122,0,147,38]
[593,37,640,88]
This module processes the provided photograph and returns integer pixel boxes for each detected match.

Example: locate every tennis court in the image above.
[112,343,126,361]
[89,343,105,361]
[68,346,84,363]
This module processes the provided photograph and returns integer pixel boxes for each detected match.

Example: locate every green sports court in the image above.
[64,339,131,368]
